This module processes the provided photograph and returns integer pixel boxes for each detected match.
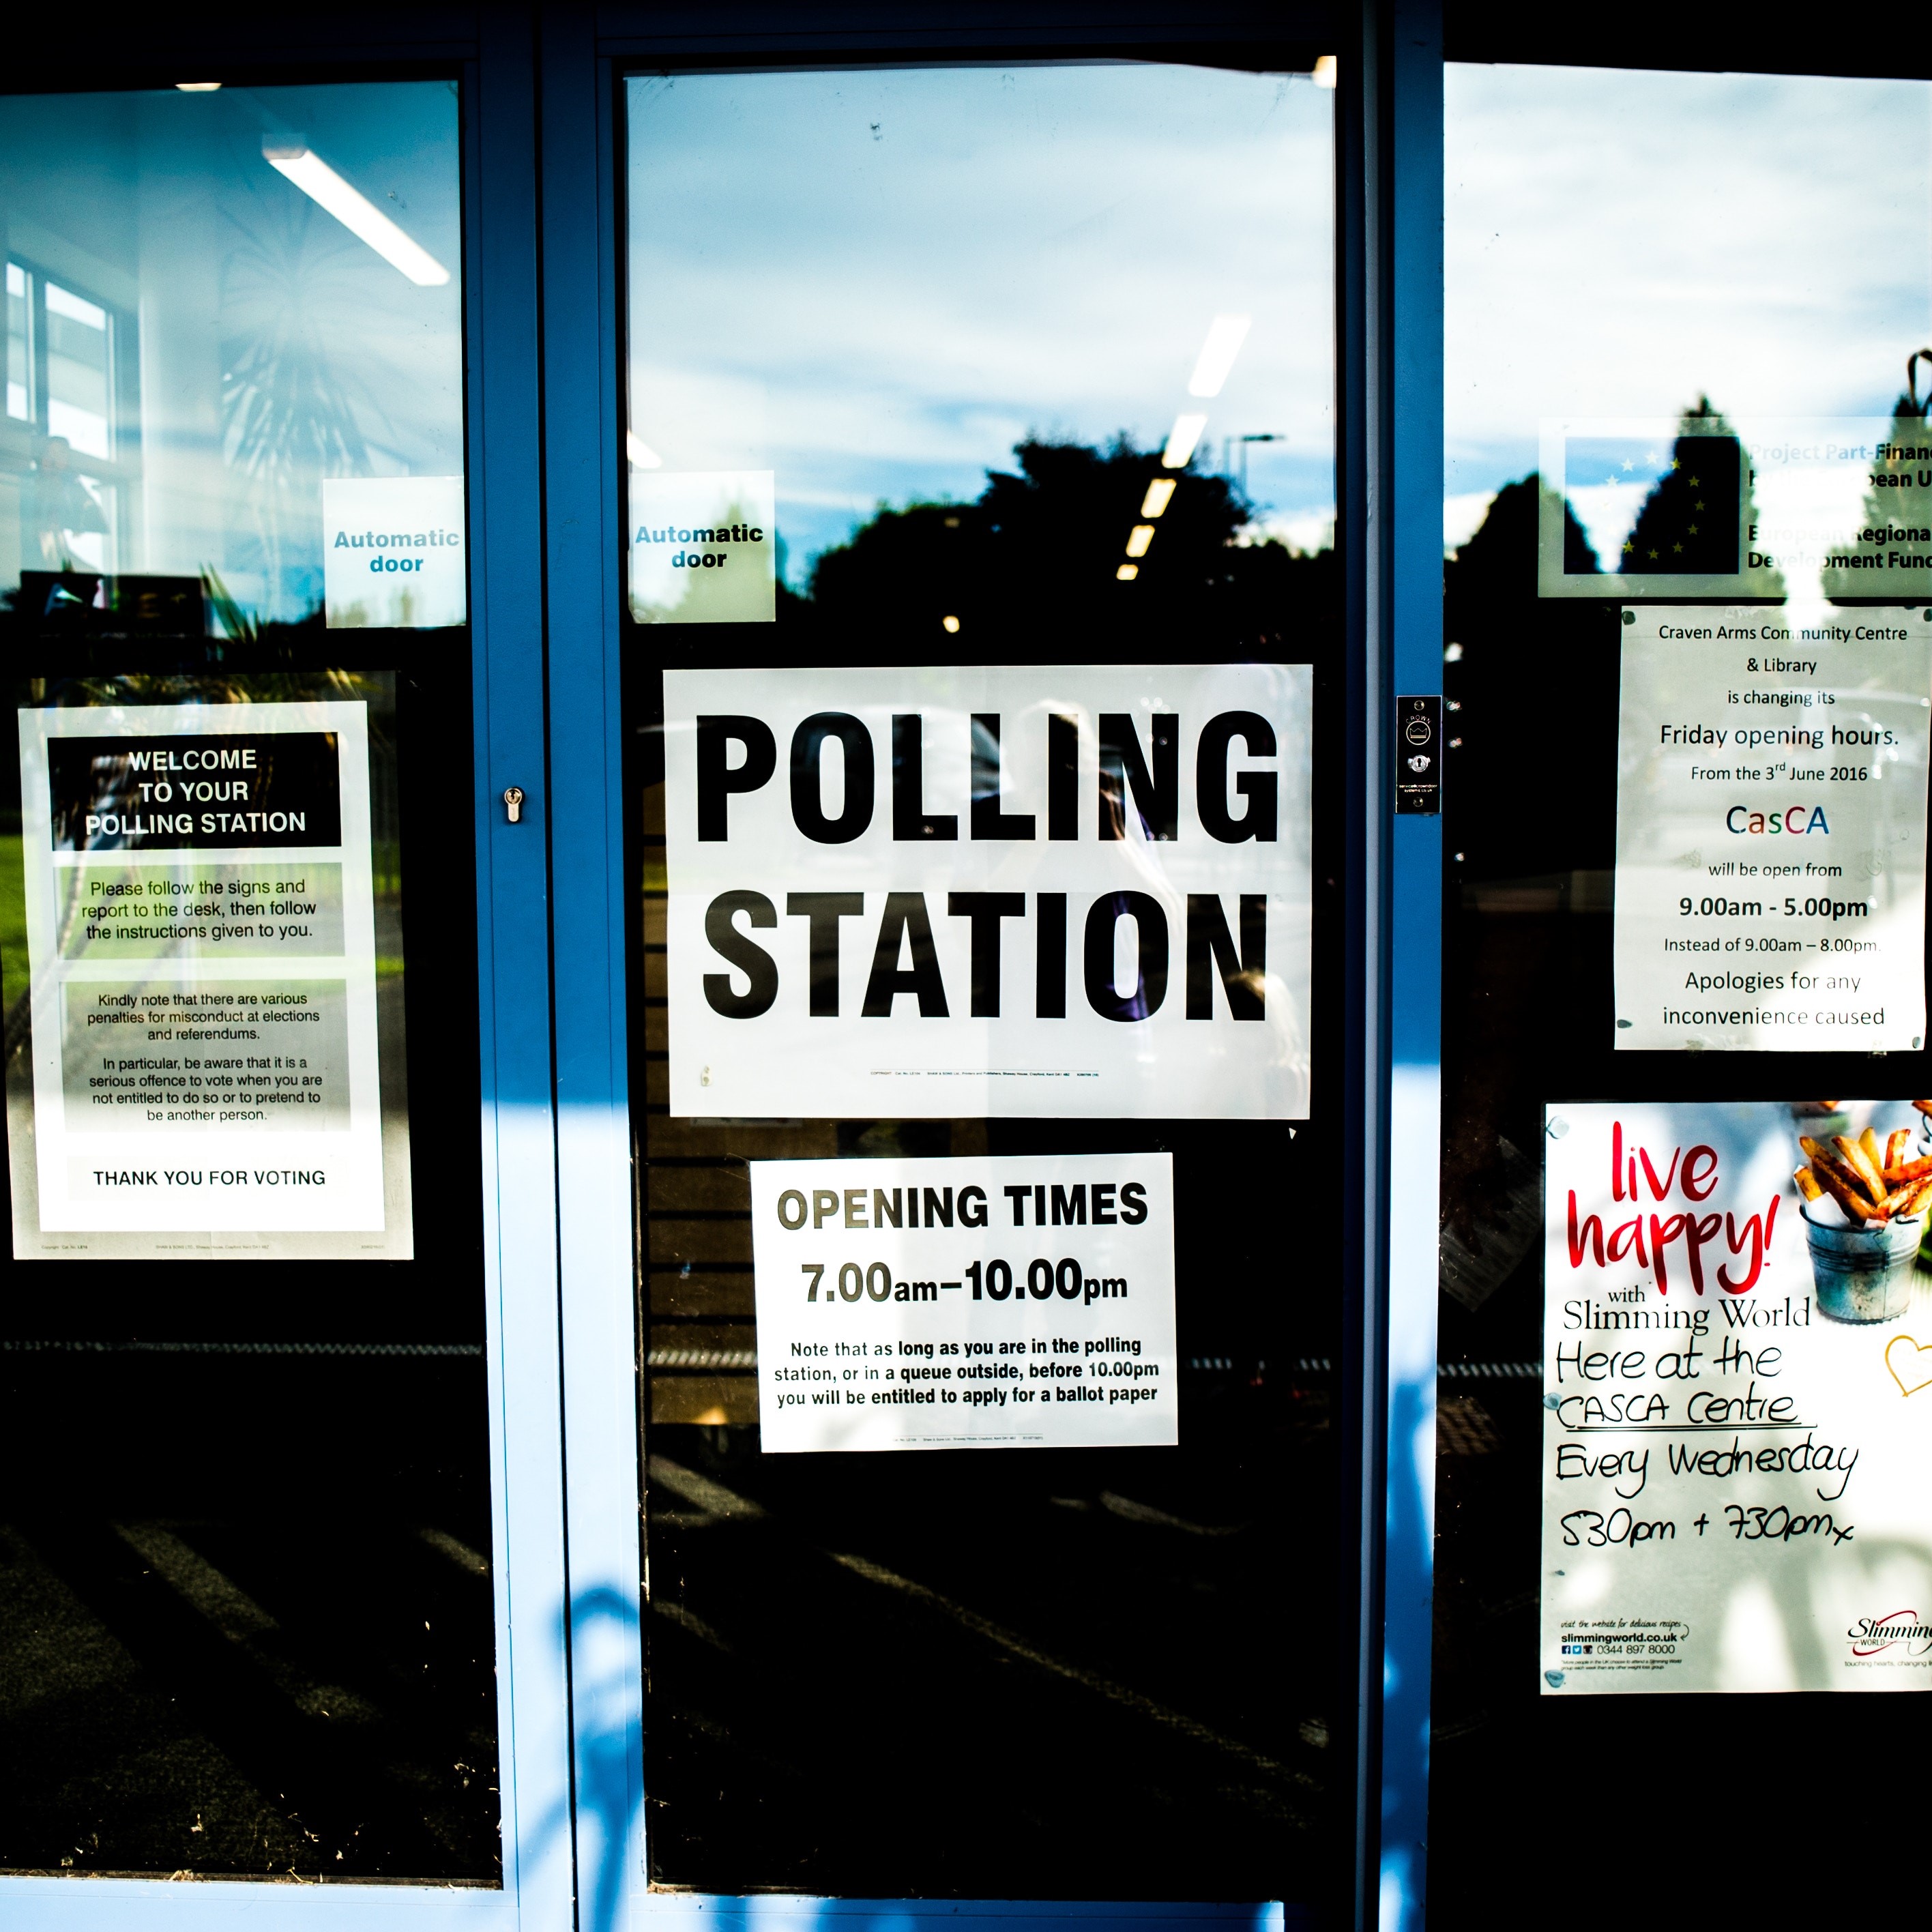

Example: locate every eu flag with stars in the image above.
[1566,433,1741,574]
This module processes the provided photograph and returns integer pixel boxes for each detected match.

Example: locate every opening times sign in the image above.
[662,663,1313,1120]
[750,1153,1177,1452]
[1613,605,1932,1051]
[14,701,392,1255]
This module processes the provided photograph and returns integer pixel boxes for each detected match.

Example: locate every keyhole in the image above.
[501,785,525,823]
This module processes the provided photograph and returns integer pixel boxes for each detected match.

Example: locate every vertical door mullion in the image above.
[1336,7,1390,1924]
[1380,1,1445,1927]
[472,15,575,1929]
[536,6,647,1924]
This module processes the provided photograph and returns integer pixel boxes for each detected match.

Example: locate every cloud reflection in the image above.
[627,65,1335,582]
[1448,66,1932,515]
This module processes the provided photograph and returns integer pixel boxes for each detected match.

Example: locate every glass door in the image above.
[1433,51,1932,1919]
[0,53,570,1929]
[611,50,1349,1916]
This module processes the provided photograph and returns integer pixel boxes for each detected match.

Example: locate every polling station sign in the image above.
[662,664,1312,1119]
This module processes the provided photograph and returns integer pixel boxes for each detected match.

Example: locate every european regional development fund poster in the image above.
[1542,1101,1932,1693]
[11,701,398,1259]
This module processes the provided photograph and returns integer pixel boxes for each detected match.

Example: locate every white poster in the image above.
[630,469,776,624]
[12,701,397,1255]
[749,1153,1176,1452]
[1540,416,1932,602]
[1613,605,1932,1052]
[1542,1100,1932,1694]
[323,476,467,629]
[662,664,1312,1119]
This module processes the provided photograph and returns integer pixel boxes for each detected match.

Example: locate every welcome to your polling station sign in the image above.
[10,700,400,1261]
[662,664,1312,1120]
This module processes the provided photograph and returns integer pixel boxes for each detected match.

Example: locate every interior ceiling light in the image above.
[1140,478,1176,519]
[1161,413,1208,470]
[263,138,450,286]
[1115,564,1139,581]
[1187,315,1252,398]
[1313,55,1338,88]
[176,82,222,91]
[941,615,961,634]
[627,432,663,469]
[1125,525,1156,559]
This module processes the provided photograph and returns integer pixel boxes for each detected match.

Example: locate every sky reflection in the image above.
[1446,65,1932,551]
[626,63,1335,586]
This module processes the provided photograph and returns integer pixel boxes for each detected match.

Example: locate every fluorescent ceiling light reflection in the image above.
[1187,314,1252,398]
[263,140,450,287]
[176,82,222,91]
[1116,564,1139,581]
[627,433,663,468]
[1140,477,1176,518]
[1161,413,1208,469]
[1125,525,1156,559]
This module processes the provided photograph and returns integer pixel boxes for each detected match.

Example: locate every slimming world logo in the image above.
[1849,1609,1932,1658]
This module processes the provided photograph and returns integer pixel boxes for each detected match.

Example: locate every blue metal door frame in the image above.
[0,4,1453,1924]
[534,6,1444,1929]
[1373,3,1444,1927]
[1334,3,1442,1922]
[0,15,580,1930]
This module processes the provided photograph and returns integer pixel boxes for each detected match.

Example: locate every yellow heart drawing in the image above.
[1885,1334,1932,1398]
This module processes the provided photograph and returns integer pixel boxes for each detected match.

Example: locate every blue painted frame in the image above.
[0,23,579,1931]
[1333,14,1388,1923]
[0,3,1453,1925]
[537,10,1404,1931]
[1378,3,1444,1928]
[538,13,650,1932]
[1336,7,1441,1921]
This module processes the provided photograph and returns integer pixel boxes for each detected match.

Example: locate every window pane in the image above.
[43,282,110,460]
[0,83,464,630]
[5,262,30,422]
[626,64,1336,628]
[626,59,1341,1902]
